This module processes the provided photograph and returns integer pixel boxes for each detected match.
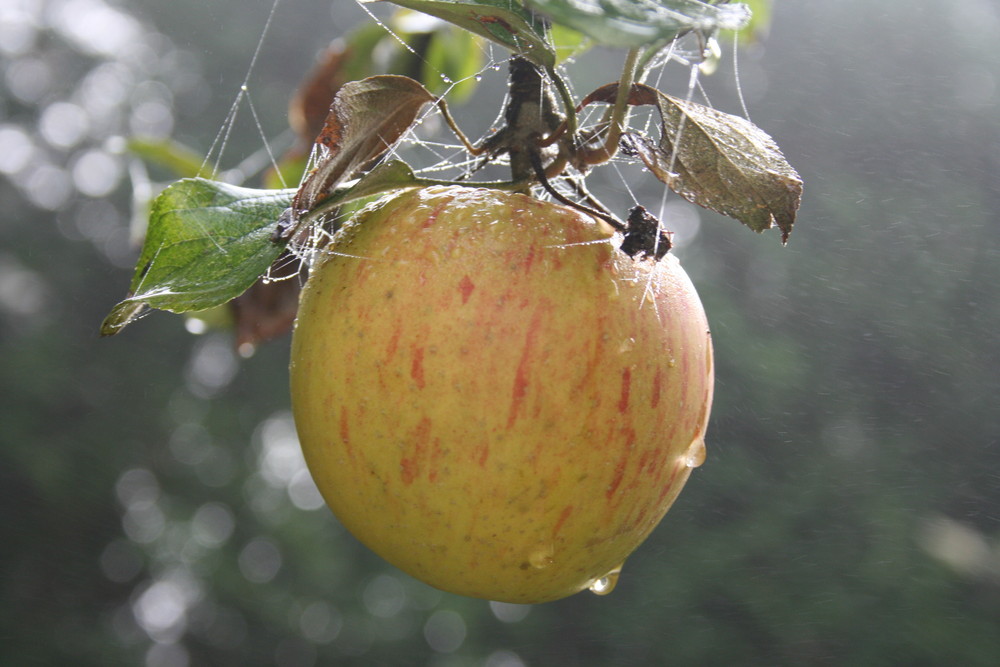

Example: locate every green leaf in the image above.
[422,23,484,101]
[548,22,593,62]
[582,82,802,241]
[522,0,751,49]
[730,0,771,43]
[367,0,556,68]
[127,137,209,179]
[100,178,294,336]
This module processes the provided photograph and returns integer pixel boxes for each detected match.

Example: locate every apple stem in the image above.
[545,64,578,141]
[528,151,625,232]
[576,48,642,167]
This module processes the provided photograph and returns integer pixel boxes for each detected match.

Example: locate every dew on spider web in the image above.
[355,1,425,62]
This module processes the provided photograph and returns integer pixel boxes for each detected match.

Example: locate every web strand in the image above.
[732,32,752,121]
[199,0,284,179]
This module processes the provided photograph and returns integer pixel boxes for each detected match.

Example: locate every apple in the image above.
[289,185,713,603]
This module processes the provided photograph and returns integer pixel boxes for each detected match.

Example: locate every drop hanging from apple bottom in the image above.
[588,563,624,596]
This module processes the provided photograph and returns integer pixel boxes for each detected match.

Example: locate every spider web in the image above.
[198,0,751,279]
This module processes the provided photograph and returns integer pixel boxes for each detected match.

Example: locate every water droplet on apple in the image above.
[588,563,623,596]
[618,337,635,353]
[528,545,554,569]
[684,438,706,468]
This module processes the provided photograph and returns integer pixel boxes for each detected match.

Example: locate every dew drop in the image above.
[588,563,623,596]
[474,74,483,82]
[684,438,707,468]
[440,73,453,83]
[528,545,554,569]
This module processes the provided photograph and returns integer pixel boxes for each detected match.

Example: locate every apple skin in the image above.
[290,185,713,603]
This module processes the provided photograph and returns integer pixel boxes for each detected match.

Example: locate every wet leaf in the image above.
[100,178,294,336]
[522,0,750,49]
[369,0,555,68]
[290,75,436,218]
[583,82,802,241]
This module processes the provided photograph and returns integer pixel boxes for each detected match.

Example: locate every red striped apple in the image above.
[290,185,713,603]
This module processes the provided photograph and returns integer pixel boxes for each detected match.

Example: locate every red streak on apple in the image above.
[400,416,433,485]
[552,505,573,537]
[651,368,662,408]
[618,367,632,413]
[410,345,425,389]
[507,308,544,430]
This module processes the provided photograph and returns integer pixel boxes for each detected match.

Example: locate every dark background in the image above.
[2,0,999,665]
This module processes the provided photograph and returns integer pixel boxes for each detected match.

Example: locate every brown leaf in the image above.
[288,42,352,150]
[229,251,303,349]
[292,75,436,215]
[264,43,352,191]
[582,83,802,242]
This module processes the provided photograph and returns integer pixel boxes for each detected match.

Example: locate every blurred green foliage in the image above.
[2,0,999,666]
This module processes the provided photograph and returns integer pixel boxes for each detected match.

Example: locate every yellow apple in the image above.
[289,185,713,603]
